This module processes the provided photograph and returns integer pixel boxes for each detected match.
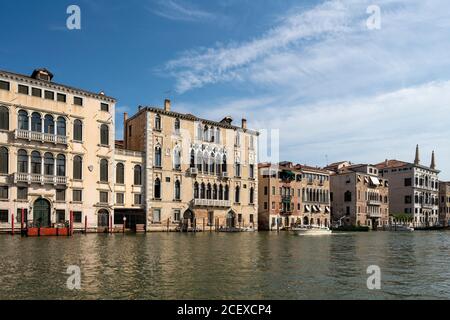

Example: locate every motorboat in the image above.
[292,225,332,235]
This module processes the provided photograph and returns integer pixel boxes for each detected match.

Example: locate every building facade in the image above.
[439,182,450,227]
[376,145,440,227]
[258,162,331,231]
[0,68,116,232]
[122,100,259,231]
[327,163,390,229]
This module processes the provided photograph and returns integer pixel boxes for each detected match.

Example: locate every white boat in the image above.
[388,224,414,232]
[292,225,332,235]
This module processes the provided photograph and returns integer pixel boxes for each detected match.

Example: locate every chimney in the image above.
[164,99,171,112]
[220,116,233,125]
[242,118,247,130]
[430,151,436,170]
[414,144,420,165]
[31,68,54,82]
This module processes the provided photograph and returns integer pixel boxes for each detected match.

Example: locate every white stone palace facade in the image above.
[0,68,259,233]
[0,68,116,232]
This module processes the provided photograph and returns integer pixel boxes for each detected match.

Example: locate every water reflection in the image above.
[0,232,450,300]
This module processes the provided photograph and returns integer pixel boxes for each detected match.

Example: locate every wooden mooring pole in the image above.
[21,208,24,236]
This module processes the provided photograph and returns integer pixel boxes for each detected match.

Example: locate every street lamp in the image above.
[123,216,127,234]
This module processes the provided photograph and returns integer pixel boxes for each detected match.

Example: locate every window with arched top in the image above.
[209,152,215,174]
[155,146,162,167]
[73,119,83,141]
[196,151,202,172]
[73,155,82,180]
[215,154,222,175]
[213,184,218,200]
[56,154,66,176]
[219,185,224,200]
[190,150,195,168]
[44,153,54,176]
[134,165,142,185]
[222,155,227,173]
[100,124,109,145]
[0,147,8,174]
[44,115,54,134]
[235,186,240,203]
[31,112,41,132]
[100,159,108,182]
[200,183,206,199]
[203,125,209,141]
[224,185,229,201]
[173,148,181,170]
[203,153,209,174]
[18,110,28,130]
[0,106,9,130]
[216,128,221,143]
[174,118,180,134]
[155,114,161,131]
[31,151,41,174]
[174,180,181,200]
[194,182,199,199]
[116,163,124,184]
[154,178,161,199]
[17,149,28,173]
[206,184,212,199]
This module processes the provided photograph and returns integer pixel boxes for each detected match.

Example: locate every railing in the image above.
[115,148,144,157]
[367,200,381,206]
[13,173,67,185]
[194,199,231,207]
[368,212,382,218]
[15,129,68,145]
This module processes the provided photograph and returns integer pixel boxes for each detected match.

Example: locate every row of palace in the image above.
[0,68,449,233]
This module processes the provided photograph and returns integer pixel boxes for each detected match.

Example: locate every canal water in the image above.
[0,231,450,300]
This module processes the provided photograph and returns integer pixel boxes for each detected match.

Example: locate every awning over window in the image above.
[305,205,311,212]
[313,205,320,212]
[364,177,369,184]
[369,176,380,186]
[325,206,330,213]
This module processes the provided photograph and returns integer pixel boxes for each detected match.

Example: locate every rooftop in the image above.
[134,105,258,135]
[0,68,116,102]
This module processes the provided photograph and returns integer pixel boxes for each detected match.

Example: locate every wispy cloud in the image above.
[150,0,215,22]
[165,0,352,92]
[179,80,450,178]
[160,0,450,178]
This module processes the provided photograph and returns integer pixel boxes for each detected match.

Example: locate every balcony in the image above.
[368,211,382,218]
[194,199,231,208]
[367,200,381,206]
[13,173,68,185]
[282,195,292,203]
[15,129,68,145]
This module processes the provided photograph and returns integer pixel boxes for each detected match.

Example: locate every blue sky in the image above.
[1,0,449,179]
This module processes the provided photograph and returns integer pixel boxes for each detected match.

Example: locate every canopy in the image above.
[369,176,380,186]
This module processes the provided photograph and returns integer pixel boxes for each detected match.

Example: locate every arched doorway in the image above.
[33,198,51,227]
[182,209,195,232]
[98,209,109,232]
[226,210,236,229]
[303,216,309,226]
